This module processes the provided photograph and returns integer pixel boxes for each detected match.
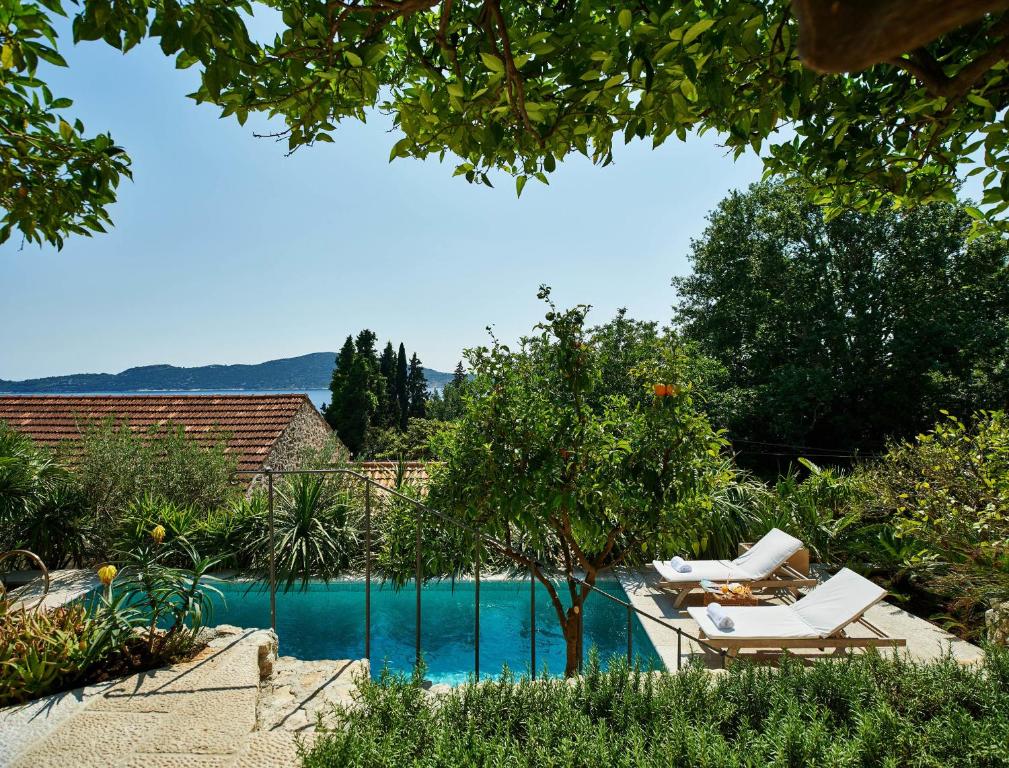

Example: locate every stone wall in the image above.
[264,400,346,471]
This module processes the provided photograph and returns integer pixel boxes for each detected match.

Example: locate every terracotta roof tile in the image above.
[353,461,431,489]
[0,394,318,473]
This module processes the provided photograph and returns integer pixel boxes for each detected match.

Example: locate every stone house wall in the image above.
[264,401,346,471]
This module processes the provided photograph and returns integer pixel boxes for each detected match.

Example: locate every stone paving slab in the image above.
[258,657,366,733]
[1,626,365,768]
[6,568,98,612]
[616,565,985,669]
[229,732,315,768]
[0,678,116,764]
[5,627,277,768]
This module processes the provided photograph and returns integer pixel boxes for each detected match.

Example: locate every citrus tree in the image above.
[865,411,1009,608]
[428,290,727,676]
[8,1,1009,247]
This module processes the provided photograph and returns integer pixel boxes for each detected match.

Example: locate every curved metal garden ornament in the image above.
[0,549,51,612]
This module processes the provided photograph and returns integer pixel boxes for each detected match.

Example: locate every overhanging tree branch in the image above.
[792,0,1009,73]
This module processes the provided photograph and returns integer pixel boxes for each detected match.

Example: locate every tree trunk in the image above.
[560,576,591,677]
[561,604,584,677]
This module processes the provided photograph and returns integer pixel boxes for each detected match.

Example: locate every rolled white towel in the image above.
[668,556,691,573]
[706,602,734,631]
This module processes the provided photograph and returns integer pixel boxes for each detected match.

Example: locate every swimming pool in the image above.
[207,578,662,684]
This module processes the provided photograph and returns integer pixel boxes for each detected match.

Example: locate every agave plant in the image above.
[0,599,120,706]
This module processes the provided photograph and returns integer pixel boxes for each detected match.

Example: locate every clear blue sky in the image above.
[0,24,764,381]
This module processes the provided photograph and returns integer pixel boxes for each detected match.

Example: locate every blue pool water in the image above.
[206,578,662,684]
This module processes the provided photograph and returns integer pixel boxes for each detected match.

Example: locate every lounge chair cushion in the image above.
[687,605,818,640]
[653,559,736,583]
[730,528,803,580]
[653,528,803,584]
[791,567,885,637]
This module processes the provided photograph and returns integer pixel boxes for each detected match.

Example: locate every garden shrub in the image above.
[303,651,1009,768]
[858,411,1009,631]
[70,418,239,523]
[0,424,95,568]
[0,532,220,706]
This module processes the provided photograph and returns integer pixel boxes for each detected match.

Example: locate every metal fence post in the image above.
[474,540,480,680]
[530,568,536,679]
[364,481,371,661]
[267,468,276,633]
[677,630,682,671]
[626,602,633,665]
[415,505,422,668]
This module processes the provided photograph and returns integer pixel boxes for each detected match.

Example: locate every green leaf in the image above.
[58,119,73,141]
[481,52,505,73]
[516,175,527,197]
[344,51,363,67]
[682,19,715,46]
[617,9,632,30]
[389,137,412,161]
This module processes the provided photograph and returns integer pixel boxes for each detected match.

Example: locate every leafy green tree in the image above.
[674,181,1009,467]
[12,1,1009,246]
[406,352,428,419]
[395,343,409,432]
[70,419,237,521]
[362,418,453,461]
[861,411,1009,619]
[429,290,726,676]
[1,0,131,248]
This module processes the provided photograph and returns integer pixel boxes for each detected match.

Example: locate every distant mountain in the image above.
[0,352,455,394]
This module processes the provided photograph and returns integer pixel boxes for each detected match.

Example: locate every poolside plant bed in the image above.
[303,650,1009,768]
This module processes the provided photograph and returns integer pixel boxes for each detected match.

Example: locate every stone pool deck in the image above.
[5,568,98,611]
[616,565,984,669]
[0,626,366,768]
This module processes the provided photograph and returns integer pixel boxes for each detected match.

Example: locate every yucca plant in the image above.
[0,425,92,567]
[241,475,359,591]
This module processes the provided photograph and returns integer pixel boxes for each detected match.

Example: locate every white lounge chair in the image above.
[687,567,906,656]
[653,528,817,607]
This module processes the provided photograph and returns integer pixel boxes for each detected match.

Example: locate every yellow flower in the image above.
[151,525,166,544]
[97,564,117,586]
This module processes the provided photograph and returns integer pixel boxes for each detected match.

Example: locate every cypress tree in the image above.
[355,329,378,360]
[407,352,428,418]
[378,341,398,427]
[327,329,387,455]
[438,361,467,420]
[325,335,356,429]
[395,343,409,431]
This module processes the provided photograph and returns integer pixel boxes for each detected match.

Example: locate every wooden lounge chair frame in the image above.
[696,599,907,657]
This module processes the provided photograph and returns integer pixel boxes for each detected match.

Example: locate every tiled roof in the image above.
[0,394,317,473]
[353,461,431,490]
